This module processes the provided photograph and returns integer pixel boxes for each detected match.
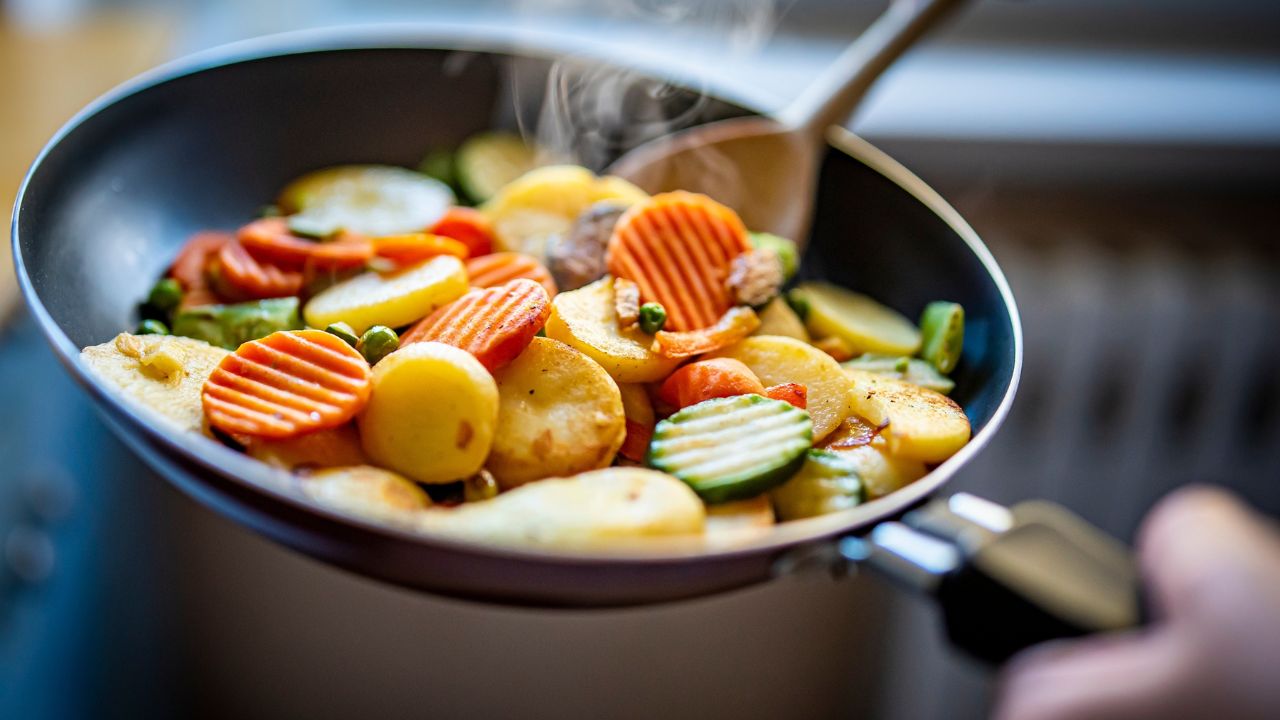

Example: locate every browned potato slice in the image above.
[419,467,704,548]
[845,369,970,463]
[709,335,854,441]
[302,465,430,524]
[488,337,626,488]
[80,333,229,436]
[823,439,927,499]
[545,276,680,383]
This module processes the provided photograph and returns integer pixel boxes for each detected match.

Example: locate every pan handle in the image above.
[780,0,968,139]
[833,494,1145,664]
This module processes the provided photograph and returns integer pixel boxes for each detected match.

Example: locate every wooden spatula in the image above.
[607,0,965,245]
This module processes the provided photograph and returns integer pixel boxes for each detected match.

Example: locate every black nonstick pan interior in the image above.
[12,28,1021,607]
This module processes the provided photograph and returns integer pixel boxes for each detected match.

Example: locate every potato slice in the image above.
[845,369,970,463]
[488,337,626,488]
[793,281,921,356]
[708,335,854,441]
[419,467,704,548]
[753,296,809,342]
[81,333,229,435]
[822,439,927,499]
[357,342,499,484]
[482,165,647,257]
[704,495,776,547]
[303,255,468,334]
[545,277,680,383]
[302,465,430,524]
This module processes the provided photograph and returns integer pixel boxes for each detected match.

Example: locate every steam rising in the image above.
[512,0,789,174]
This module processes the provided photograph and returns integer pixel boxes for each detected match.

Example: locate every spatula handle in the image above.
[782,0,967,138]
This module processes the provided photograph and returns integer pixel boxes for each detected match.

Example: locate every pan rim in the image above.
[11,26,1022,568]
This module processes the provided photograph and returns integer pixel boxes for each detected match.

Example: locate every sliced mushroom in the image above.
[546,202,628,291]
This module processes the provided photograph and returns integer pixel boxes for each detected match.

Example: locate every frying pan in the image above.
[12,24,1137,660]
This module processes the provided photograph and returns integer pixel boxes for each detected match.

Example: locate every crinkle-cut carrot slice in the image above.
[653,306,760,359]
[170,231,232,307]
[764,382,807,410]
[216,240,304,300]
[606,190,751,332]
[429,207,496,258]
[238,218,373,271]
[465,252,557,297]
[400,278,550,372]
[202,329,372,439]
[373,233,468,265]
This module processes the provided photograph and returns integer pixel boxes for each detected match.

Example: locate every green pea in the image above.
[638,302,667,334]
[137,319,169,336]
[325,321,360,348]
[146,278,184,313]
[357,325,399,365]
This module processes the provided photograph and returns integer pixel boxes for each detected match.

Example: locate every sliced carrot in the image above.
[202,329,372,439]
[658,357,765,410]
[606,191,751,331]
[429,207,495,258]
[400,278,550,372]
[215,240,304,300]
[620,419,653,463]
[170,231,232,307]
[373,233,468,265]
[653,306,760,359]
[465,252,557,297]
[764,382,808,410]
[238,218,373,271]
[618,384,655,463]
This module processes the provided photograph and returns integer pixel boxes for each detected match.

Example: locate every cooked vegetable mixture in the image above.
[81,131,972,550]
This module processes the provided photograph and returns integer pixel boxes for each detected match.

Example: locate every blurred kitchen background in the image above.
[2,0,1278,718]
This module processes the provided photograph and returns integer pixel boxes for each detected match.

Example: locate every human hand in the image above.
[993,485,1280,720]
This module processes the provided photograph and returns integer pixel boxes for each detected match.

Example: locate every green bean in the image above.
[638,302,667,334]
[324,322,360,348]
[171,297,302,349]
[357,325,399,365]
[918,301,964,374]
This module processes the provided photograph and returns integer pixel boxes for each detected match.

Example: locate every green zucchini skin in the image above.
[842,354,956,395]
[647,394,812,504]
[771,449,864,521]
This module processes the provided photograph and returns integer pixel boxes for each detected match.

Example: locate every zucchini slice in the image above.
[842,354,956,395]
[770,449,863,521]
[456,132,539,204]
[647,394,811,504]
[279,165,454,237]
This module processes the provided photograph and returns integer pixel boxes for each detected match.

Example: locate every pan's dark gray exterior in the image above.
[12,29,1020,607]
